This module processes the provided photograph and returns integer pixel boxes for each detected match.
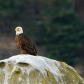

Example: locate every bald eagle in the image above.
[15,26,37,56]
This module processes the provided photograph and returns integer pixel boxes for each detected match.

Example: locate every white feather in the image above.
[16,26,23,35]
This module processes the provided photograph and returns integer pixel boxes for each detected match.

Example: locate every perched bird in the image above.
[15,26,37,56]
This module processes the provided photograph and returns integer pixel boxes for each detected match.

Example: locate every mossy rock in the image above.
[0,55,84,84]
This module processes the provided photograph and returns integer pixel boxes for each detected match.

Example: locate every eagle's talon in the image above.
[19,54,22,55]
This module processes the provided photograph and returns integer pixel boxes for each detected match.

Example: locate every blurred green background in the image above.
[0,0,84,77]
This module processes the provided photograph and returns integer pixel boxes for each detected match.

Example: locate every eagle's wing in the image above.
[19,34,37,55]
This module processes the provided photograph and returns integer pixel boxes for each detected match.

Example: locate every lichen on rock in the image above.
[0,55,84,84]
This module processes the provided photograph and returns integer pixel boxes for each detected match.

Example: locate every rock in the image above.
[0,55,84,84]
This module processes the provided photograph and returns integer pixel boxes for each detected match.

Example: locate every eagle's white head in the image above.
[15,26,23,35]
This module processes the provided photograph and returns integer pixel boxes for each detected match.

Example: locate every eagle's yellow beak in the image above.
[15,28,19,31]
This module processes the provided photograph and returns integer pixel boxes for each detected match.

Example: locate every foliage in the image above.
[0,0,33,33]
[35,0,84,65]
[0,0,84,65]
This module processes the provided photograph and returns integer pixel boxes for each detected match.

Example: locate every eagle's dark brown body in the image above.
[15,34,37,56]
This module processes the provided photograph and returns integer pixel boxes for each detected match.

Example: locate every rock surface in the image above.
[0,55,84,84]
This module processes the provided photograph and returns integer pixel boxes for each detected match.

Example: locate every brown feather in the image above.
[15,34,37,56]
